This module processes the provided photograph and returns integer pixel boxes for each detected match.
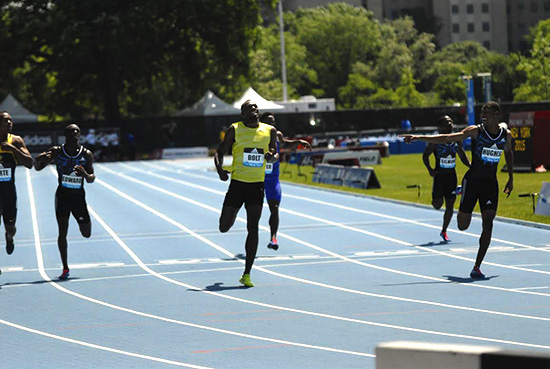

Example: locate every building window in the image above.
[532,2,539,11]
[452,5,459,14]
[518,2,525,11]
[482,3,489,13]
[483,22,490,32]
[452,23,460,33]
[468,23,475,32]
[483,41,491,49]
[518,23,526,30]
[467,4,474,14]
[545,1,550,11]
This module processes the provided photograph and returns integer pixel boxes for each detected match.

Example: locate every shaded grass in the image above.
[279,153,550,225]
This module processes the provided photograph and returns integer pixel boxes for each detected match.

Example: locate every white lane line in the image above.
[512,264,544,267]
[107,164,550,296]
[514,287,549,291]
[153,164,550,276]
[94,171,550,328]
[36,169,373,358]
[24,169,213,368]
[87,181,550,350]
[158,163,550,254]
[0,318,212,369]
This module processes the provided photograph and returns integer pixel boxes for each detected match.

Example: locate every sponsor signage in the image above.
[323,150,381,166]
[162,147,208,159]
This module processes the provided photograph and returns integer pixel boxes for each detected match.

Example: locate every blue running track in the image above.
[1,158,550,368]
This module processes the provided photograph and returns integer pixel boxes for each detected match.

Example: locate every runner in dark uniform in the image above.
[0,112,33,262]
[402,102,513,279]
[260,112,311,250]
[422,115,470,242]
[34,124,95,280]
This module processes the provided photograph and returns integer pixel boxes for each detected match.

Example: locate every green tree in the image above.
[514,20,550,101]
[0,0,265,120]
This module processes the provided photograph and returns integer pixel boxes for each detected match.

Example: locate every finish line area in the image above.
[2,158,550,368]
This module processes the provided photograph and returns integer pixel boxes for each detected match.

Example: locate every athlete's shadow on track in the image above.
[444,275,499,283]
[416,241,463,247]
[188,282,250,292]
[0,277,80,289]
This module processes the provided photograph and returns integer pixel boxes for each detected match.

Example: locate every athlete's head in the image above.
[64,123,81,144]
[437,115,453,134]
[480,101,501,124]
[0,111,13,134]
[241,100,259,122]
[260,112,275,126]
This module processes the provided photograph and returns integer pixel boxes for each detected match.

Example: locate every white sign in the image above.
[535,182,550,216]
[322,150,381,166]
[162,147,208,159]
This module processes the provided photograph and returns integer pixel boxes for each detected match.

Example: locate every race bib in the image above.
[439,155,456,169]
[481,147,503,164]
[243,148,264,167]
[265,162,273,174]
[0,168,12,182]
[61,172,83,189]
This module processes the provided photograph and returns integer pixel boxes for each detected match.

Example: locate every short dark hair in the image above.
[483,101,501,114]
[64,123,80,136]
[241,99,254,112]
[260,112,274,122]
[437,115,453,125]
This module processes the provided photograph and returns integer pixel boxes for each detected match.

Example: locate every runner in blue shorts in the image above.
[260,112,311,250]
[402,102,513,279]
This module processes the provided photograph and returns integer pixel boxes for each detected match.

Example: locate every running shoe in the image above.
[470,266,485,279]
[440,232,450,243]
[267,237,279,251]
[239,274,254,287]
[455,186,462,196]
[59,269,70,280]
[5,232,14,255]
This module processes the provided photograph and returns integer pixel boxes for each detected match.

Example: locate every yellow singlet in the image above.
[231,121,271,183]
[0,134,16,182]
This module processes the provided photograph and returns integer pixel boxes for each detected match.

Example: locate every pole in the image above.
[278,0,288,101]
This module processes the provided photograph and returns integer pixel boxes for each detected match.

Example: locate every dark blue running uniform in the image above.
[432,143,459,200]
[460,124,507,213]
[55,145,91,223]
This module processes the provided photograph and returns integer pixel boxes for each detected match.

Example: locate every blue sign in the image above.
[467,78,475,125]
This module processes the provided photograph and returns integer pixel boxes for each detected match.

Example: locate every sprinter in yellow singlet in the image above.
[214,100,278,287]
[0,111,33,262]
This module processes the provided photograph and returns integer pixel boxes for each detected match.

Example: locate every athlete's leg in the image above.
[432,198,443,210]
[219,205,239,233]
[457,211,472,230]
[475,210,496,267]
[267,199,280,240]
[243,203,262,275]
[442,196,455,233]
[57,217,70,270]
[79,222,91,238]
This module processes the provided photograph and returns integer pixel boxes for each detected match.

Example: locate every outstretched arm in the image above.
[457,141,471,168]
[214,125,235,181]
[401,125,479,144]
[503,130,514,197]
[34,146,59,171]
[279,131,312,151]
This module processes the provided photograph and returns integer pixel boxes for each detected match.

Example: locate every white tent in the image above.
[0,94,38,122]
[174,90,240,116]
[233,87,284,111]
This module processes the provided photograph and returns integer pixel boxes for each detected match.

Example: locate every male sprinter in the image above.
[0,111,33,258]
[260,112,311,250]
[215,100,278,287]
[422,115,470,242]
[34,124,95,280]
[402,102,513,278]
